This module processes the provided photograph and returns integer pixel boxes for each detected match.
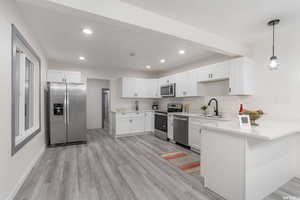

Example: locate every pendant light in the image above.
[268,19,280,70]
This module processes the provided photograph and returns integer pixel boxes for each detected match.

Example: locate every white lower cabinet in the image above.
[112,111,154,137]
[188,117,216,152]
[131,116,145,133]
[144,112,154,132]
[118,117,131,135]
[189,121,202,151]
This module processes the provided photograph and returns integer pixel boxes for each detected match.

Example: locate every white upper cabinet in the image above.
[229,57,254,95]
[47,70,82,83]
[210,62,229,81]
[122,77,138,98]
[175,70,198,97]
[197,67,211,82]
[121,57,254,98]
[122,78,159,98]
[64,71,82,83]
[144,79,160,98]
[47,70,66,82]
[197,62,229,82]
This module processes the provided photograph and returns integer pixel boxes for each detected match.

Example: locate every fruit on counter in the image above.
[201,105,208,111]
[240,109,264,126]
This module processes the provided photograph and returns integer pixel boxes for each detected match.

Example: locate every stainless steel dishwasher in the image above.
[173,115,189,146]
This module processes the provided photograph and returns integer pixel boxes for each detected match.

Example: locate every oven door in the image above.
[154,112,168,140]
[160,84,175,97]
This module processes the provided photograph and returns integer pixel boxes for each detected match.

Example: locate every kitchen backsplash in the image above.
[159,95,300,121]
[112,99,153,111]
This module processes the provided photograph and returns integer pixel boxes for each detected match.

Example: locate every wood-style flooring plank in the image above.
[14,129,300,200]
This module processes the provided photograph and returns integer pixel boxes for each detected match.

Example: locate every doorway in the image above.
[102,88,110,131]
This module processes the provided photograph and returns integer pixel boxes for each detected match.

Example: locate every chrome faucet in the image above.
[208,98,219,116]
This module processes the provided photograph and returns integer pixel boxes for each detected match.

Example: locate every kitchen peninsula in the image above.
[200,119,300,200]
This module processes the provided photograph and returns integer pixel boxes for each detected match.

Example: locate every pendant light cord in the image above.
[272,24,275,57]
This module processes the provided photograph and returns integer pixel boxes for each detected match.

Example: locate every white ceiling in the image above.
[121,0,300,44]
[17,1,228,72]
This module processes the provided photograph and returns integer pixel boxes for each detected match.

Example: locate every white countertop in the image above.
[168,112,231,121]
[111,110,154,113]
[200,119,300,141]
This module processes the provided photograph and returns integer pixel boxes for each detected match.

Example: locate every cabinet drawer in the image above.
[128,112,144,118]
[189,117,216,124]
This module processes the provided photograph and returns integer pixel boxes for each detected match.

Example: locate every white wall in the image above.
[0,0,47,199]
[159,22,300,121]
[207,22,300,120]
[86,79,110,129]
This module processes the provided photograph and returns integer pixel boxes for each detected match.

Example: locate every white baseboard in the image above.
[6,146,46,200]
[115,131,153,138]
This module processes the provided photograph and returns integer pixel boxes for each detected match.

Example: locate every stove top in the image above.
[155,103,183,113]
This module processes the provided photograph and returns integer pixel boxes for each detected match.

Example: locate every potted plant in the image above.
[201,105,208,115]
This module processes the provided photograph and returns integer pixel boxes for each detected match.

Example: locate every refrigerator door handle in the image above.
[64,88,67,125]
[67,86,70,125]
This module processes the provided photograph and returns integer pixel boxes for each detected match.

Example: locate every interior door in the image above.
[102,89,110,131]
[49,83,67,144]
[67,83,87,142]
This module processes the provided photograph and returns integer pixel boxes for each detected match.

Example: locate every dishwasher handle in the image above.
[173,117,188,121]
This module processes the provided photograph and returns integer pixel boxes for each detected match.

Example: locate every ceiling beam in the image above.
[18,0,246,56]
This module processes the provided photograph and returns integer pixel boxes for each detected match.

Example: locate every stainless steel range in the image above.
[154,103,183,140]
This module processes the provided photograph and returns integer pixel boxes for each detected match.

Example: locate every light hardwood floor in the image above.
[14,129,300,200]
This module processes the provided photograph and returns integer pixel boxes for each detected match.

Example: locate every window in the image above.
[11,24,41,155]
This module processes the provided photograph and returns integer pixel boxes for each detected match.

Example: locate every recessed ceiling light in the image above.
[146,65,151,69]
[179,50,185,55]
[160,59,166,63]
[82,28,93,35]
[79,56,85,61]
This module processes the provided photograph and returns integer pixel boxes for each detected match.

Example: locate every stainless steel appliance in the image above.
[154,103,183,140]
[173,115,189,146]
[154,111,168,140]
[160,83,176,97]
[48,82,87,145]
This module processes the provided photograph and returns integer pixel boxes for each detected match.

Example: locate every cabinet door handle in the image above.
[211,74,213,78]
[199,129,202,134]
[229,88,231,93]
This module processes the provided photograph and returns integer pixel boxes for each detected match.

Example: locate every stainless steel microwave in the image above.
[160,83,176,97]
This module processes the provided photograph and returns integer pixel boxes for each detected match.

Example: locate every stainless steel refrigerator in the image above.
[48,82,87,145]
